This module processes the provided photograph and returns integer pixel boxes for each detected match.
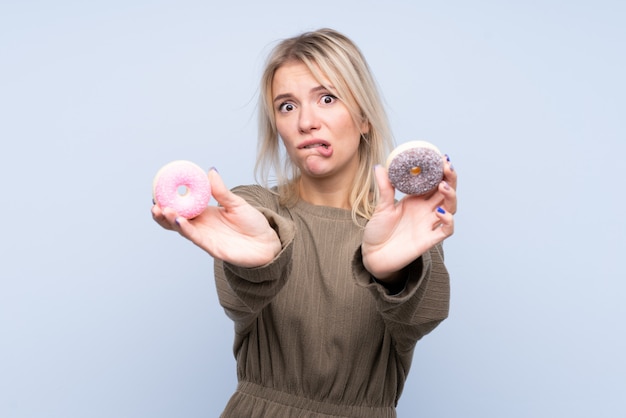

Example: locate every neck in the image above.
[297,175,353,209]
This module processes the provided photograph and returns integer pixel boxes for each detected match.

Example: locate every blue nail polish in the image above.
[437,207,446,214]
[175,217,181,226]
[209,166,219,173]
[445,154,450,162]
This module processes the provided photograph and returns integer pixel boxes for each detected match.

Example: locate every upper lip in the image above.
[297,139,331,149]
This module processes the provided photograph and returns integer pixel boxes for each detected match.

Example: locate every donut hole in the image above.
[410,166,422,176]
[177,185,190,196]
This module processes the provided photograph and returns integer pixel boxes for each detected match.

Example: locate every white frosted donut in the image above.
[152,160,211,219]
[385,140,444,195]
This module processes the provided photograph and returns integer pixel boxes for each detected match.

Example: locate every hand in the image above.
[151,169,282,268]
[362,156,456,280]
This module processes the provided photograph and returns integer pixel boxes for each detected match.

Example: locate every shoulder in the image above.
[231,184,281,211]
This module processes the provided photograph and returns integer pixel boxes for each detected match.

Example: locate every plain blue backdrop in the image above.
[1,1,625,417]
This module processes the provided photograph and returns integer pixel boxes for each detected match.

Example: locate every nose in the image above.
[298,104,321,134]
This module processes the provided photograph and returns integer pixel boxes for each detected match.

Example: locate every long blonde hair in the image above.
[255,28,394,222]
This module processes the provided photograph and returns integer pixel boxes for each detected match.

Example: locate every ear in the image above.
[360,118,370,135]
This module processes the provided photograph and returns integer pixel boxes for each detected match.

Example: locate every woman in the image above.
[152,28,457,417]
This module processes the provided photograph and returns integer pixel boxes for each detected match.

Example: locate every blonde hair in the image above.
[255,28,394,222]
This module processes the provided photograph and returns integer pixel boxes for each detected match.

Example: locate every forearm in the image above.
[214,206,296,333]
[353,244,450,351]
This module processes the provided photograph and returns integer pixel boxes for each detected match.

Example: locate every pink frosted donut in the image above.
[385,140,444,195]
[152,160,211,219]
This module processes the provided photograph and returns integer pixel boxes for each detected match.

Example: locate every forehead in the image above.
[272,61,332,94]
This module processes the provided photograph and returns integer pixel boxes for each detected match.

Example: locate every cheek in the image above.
[275,118,294,141]
[333,108,363,137]
[338,118,364,144]
[278,134,298,160]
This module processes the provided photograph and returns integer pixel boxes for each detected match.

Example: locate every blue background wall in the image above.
[1,1,624,416]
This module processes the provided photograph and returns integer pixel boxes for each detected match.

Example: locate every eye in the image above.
[321,94,337,105]
[278,102,295,112]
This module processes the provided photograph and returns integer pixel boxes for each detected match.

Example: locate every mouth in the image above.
[297,140,333,157]
[298,139,331,150]
[301,143,329,150]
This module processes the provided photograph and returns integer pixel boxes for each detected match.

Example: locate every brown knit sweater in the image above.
[214,185,450,417]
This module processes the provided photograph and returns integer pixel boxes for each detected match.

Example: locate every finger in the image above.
[374,164,395,209]
[422,185,445,210]
[442,153,457,190]
[161,207,205,245]
[435,206,455,237]
[438,180,457,215]
[161,206,184,231]
[151,203,175,231]
[170,213,212,250]
[208,169,245,209]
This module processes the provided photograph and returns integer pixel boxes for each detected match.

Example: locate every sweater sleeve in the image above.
[213,186,296,335]
[352,243,450,354]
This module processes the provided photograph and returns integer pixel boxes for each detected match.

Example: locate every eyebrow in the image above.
[273,85,335,103]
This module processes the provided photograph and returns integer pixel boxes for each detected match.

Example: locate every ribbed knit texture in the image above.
[214,185,450,417]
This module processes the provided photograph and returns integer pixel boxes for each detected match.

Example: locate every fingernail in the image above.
[437,206,446,214]
[445,154,450,162]
[152,198,156,205]
[209,166,219,173]
[443,181,450,191]
[175,217,181,226]
[450,164,455,172]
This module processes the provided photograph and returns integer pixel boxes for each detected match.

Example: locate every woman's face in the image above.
[272,61,368,182]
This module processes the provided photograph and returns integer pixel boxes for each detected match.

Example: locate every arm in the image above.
[353,242,450,353]
[151,169,282,268]
[361,156,456,286]
[152,174,296,335]
[214,199,296,335]
[356,155,456,351]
